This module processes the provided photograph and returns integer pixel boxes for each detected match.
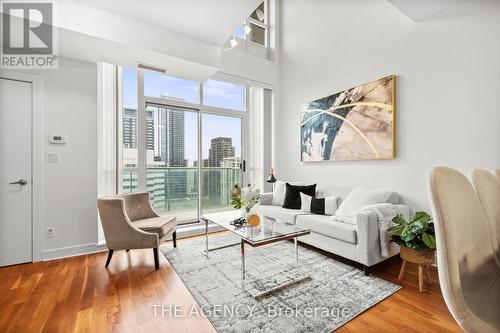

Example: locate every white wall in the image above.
[32,58,98,257]
[277,0,500,210]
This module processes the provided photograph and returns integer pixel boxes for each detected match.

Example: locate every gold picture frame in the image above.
[300,75,396,161]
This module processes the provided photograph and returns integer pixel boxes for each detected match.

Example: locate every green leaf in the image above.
[422,232,436,249]
[411,219,428,233]
[388,225,401,232]
[231,197,244,209]
[392,213,406,225]
[401,226,416,241]
[412,211,431,224]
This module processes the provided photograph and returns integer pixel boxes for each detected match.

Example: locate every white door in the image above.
[0,78,32,266]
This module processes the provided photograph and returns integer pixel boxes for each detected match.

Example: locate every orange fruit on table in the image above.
[247,214,260,227]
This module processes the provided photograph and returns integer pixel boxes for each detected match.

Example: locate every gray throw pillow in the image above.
[334,187,399,219]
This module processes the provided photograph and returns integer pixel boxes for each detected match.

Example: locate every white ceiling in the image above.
[387,0,465,21]
[77,0,262,46]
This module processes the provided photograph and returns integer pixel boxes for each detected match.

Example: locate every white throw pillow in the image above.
[300,193,339,215]
[334,187,399,219]
[300,193,313,212]
[271,180,286,206]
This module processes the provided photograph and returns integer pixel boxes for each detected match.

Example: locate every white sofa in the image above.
[254,182,407,275]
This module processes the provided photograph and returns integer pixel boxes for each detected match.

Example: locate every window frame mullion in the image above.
[137,68,147,191]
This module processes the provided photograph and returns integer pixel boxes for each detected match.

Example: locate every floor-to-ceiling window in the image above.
[201,114,242,214]
[119,67,248,224]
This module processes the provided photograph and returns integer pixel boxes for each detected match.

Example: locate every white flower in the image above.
[241,185,261,209]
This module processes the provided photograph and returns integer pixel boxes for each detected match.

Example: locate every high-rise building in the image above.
[146,109,155,151]
[122,107,187,204]
[220,156,241,168]
[193,159,209,167]
[208,137,235,167]
[167,109,186,167]
[122,107,138,149]
[148,107,188,202]
[205,138,237,207]
[154,107,185,167]
[122,107,155,151]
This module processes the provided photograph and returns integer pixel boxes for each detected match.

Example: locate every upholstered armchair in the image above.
[429,167,499,333]
[97,192,177,270]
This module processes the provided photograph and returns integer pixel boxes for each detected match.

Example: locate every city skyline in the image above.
[122,68,242,165]
[122,107,240,168]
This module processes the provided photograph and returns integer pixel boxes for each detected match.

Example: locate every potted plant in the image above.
[389,211,437,292]
[389,211,436,251]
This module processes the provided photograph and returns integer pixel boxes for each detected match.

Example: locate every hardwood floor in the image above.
[0,234,462,333]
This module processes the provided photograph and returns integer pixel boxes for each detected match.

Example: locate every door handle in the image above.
[9,179,28,185]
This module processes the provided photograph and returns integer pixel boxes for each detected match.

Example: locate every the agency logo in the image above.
[1,0,58,69]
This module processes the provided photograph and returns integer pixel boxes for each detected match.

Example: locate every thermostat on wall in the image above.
[49,135,66,144]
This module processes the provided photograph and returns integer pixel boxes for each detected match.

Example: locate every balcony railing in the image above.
[122,167,241,222]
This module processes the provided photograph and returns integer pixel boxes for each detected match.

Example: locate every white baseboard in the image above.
[41,223,223,261]
[42,243,108,261]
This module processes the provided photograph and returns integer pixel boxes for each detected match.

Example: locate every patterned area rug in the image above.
[161,234,401,333]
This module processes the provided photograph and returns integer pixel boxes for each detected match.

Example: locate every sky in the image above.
[122,68,242,166]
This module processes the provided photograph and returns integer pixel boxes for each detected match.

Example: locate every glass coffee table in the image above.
[201,210,311,298]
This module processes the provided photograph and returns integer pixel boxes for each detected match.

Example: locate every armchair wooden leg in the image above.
[126,249,130,252]
[363,265,370,276]
[173,231,177,248]
[105,250,114,268]
[153,248,159,270]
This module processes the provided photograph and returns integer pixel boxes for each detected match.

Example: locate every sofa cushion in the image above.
[335,187,399,218]
[132,215,176,239]
[271,180,287,206]
[283,183,316,209]
[300,193,339,215]
[296,215,357,244]
[331,215,356,225]
[255,205,309,225]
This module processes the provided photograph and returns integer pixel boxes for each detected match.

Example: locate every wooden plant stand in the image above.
[398,246,435,292]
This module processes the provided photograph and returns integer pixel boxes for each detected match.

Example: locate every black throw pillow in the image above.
[310,197,326,215]
[282,183,316,209]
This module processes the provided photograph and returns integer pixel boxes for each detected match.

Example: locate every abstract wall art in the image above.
[300,75,396,161]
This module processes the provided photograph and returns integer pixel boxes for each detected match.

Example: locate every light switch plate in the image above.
[46,152,58,163]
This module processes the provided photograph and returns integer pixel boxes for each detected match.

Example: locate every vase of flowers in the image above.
[230,184,261,217]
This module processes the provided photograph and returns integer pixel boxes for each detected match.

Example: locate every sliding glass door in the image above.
[145,104,199,222]
[201,114,242,214]
[120,66,248,224]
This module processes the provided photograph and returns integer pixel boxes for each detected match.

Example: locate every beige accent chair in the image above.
[97,192,177,270]
[471,169,500,266]
[429,167,500,333]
